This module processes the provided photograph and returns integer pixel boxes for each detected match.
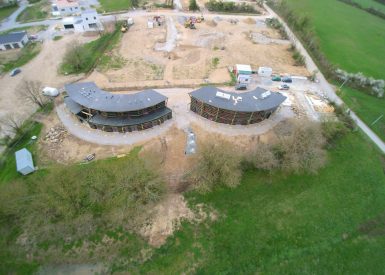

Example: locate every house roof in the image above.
[15,148,34,171]
[64,96,83,114]
[189,86,287,112]
[0,31,27,45]
[54,0,79,8]
[65,82,168,113]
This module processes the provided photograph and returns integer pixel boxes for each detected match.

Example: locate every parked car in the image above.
[10,68,21,77]
[279,84,290,90]
[235,83,247,90]
[42,87,59,97]
[28,34,38,40]
[282,76,292,83]
[271,75,281,81]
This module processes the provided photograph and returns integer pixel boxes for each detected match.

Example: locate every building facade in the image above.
[0,31,29,51]
[189,86,286,125]
[62,10,103,32]
[64,82,172,132]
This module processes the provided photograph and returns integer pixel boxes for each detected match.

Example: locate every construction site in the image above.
[85,13,309,89]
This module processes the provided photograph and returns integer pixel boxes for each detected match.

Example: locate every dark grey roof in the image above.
[89,107,172,127]
[0,31,27,44]
[65,82,168,113]
[189,86,287,112]
[64,96,83,114]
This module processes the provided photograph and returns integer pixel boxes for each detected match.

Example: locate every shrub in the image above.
[321,119,349,147]
[189,0,199,11]
[206,0,258,13]
[187,139,242,193]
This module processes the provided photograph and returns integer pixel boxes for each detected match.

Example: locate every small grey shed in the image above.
[15,148,35,175]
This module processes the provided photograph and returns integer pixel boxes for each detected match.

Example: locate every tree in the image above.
[187,138,242,193]
[63,41,89,72]
[189,0,199,11]
[274,120,327,173]
[19,79,47,108]
[0,114,24,136]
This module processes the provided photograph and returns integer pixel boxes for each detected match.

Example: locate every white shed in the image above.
[258,67,273,77]
[15,148,35,175]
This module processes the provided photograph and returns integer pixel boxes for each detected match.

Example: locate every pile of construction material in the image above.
[44,125,68,144]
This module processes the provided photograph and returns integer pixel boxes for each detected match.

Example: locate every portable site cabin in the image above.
[258,67,273,77]
[15,148,35,175]
[235,64,252,76]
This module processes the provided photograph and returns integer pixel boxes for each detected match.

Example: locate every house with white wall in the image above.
[62,10,103,32]
[0,31,29,51]
[52,0,80,16]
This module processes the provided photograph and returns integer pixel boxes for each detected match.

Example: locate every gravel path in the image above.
[264,4,385,153]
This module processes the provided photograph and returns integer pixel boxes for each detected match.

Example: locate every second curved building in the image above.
[189,86,286,125]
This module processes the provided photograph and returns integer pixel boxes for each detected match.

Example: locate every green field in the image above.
[279,0,385,141]
[136,133,385,274]
[0,4,18,21]
[99,0,133,12]
[16,0,49,23]
[2,127,385,273]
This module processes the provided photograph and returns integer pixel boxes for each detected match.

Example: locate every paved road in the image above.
[0,0,28,30]
[264,4,385,153]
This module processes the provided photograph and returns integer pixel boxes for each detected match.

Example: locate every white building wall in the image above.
[81,11,103,31]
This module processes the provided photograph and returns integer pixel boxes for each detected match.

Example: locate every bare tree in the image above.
[63,41,88,72]
[19,79,47,108]
[0,114,24,136]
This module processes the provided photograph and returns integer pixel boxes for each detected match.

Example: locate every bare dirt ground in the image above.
[0,34,95,138]
[86,14,308,89]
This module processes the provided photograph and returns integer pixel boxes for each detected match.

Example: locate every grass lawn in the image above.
[0,121,42,184]
[283,0,385,79]
[60,28,122,74]
[99,0,133,12]
[16,0,50,23]
[136,132,385,273]
[1,126,385,273]
[0,3,18,21]
[339,86,385,141]
[279,0,385,142]
[0,42,42,73]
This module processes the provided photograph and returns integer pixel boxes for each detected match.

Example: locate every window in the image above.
[94,16,96,20]
[86,17,88,20]
[88,23,97,28]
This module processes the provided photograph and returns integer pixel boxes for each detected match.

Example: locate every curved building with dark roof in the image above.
[64,82,172,132]
[189,86,286,125]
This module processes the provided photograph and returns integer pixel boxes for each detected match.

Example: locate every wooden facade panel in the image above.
[190,97,278,125]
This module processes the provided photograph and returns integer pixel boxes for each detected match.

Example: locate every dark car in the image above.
[10,68,21,77]
[235,83,247,90]
[279,84,290,90]
[282,76,292,83]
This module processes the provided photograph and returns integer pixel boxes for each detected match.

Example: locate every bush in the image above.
[321,119,349,147]
[206,0,258,13]
[189,0,199,10]
[187,139,242,193]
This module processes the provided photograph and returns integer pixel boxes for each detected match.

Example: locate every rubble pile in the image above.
[44,126,67,144]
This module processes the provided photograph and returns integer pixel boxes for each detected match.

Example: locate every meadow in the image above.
[276,0,385,141]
